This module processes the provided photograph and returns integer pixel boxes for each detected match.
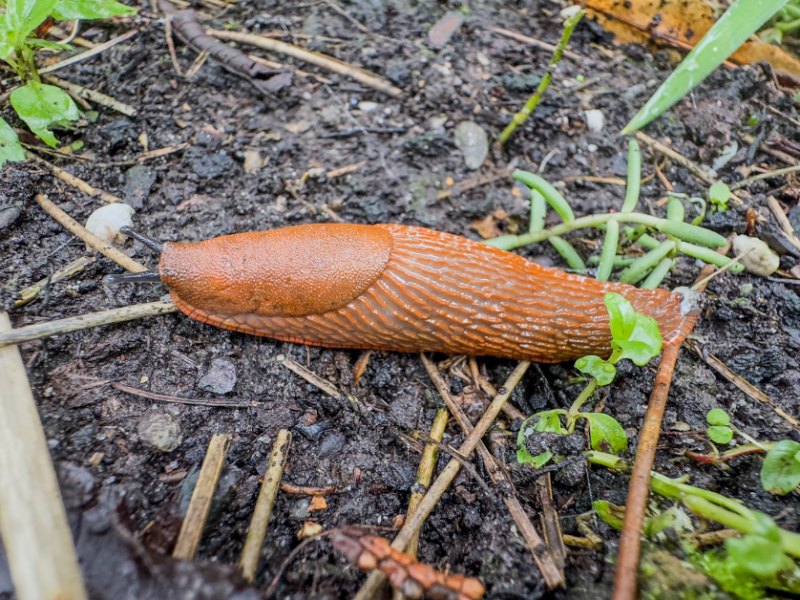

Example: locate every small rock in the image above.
[559,5,582,18]
[0,205,21,231]
[584,109,605,132]
[732,235,780,276]
[243,150,262,174]
[587,144,598,153]
[761,222,800,257]
[289,498,311,519]
[138,413,182,452]
[198,357,237,394]
[84,203,134,249]
[357,101,379,112]
[453,121,488,170]
[622,83,647,101]
[123,165,157,209]
[427,11,464,48]
[427,114,447,130]
[185,147,235,179]
[788,204,800,234]
[739,283,754,296]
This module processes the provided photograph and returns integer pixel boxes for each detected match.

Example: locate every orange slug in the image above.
[152,223,699,363]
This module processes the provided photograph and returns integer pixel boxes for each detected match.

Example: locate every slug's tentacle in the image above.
[162,224,698,363]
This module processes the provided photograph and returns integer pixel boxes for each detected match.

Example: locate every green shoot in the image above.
[709,182,731,212]
[596,219,619,282]
[513,171,575,223]
[761,440,800,495]
[706,408,734,444]
[623,0,791,133]
[620,139,641,213]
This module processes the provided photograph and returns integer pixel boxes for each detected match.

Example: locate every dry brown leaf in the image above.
[308,494,328,512]
[469,214,501,239]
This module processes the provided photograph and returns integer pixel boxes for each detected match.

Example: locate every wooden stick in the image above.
[0,301,178,349]
[173,434,232,559]
[15,256,95,306]
[42,75,138,117]
[239,430,292,582]
[280,357,341,398]
[30,155,123,204]
[766,196,800,254]
[164,14,184,77]
[39,30,138,75]
[730,165,800,191]
[491,27,583,61]
[0,313,88,600]
[35,194,146,273]
[353,361,539,600]
[205,29,402,97]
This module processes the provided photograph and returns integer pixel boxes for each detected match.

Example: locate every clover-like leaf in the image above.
[605,292,635,343]
[582,412,628,454]
[706,408,731,426]
[0,117,25,169]
[53,0,135,20]
[516,447,553,469]
[709,182,730,212]
[606,293,663,366]
[761,439,800,496]
[575,355,617,386]
[726,534,788,578]
[707,425,733,445]
[6,0,60,40]
[529,409,566,434]
[10,81,79,147]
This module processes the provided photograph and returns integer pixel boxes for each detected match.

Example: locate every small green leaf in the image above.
[709,182,730,212]
[0,117,26,168]
[594,500,625,530]
[707,425,734,445]
[761,439,800,495]
[605,292,635,342]
[52,0,135,20]
[10,81,80,147]
[515,410,565,468]
[656,220,727,248]
[516,447,553,468]
[582,412,628,453]
[605,293,663,366]
[575,355,616,386]
[6,0,60,40]
[531,410,565,434]
[725,534,787,577]
[24,37,69,50]
[706,408,731,426]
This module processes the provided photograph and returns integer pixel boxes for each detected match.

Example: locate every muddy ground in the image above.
[1,0,800,598]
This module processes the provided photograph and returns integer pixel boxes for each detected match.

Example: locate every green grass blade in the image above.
[622,0,790,134]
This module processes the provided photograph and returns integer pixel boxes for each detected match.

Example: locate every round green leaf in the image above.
[726,535,786,578]
[583,412,628,454]
[10,81,80,148]
[706,409,730,426]
[0,117,25,168]
[761,439,800,495]
[709,182,730,211]
[575,355,617,386]
[707,425,733,445]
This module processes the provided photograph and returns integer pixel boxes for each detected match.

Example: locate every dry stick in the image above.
[173,433,232,559]
[759,143,799,166]
[0,301,178,349]
[766,196,800,255]
[536,474,567,571]
[324,0,370,33]
[730,164,800,191]
[633,132,744,206]
[239,430,292,583]
[490,27,583,61]
[164,14,184,77]
[469,355,526,421]
[420,355,563,586]
[35,194,145,272]
[280,357,341,398]
[205,29,402,97]
[110,382,252,408]
[352,361,537,600]
[248,53,332,83]
[15,256,95,306]
[0,313,88,600]
[39,29,139,75]
[30,155,122,204]
[42,75,138,117]
[280,483,335,496]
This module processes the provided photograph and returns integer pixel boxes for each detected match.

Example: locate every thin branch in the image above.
[29,154,123,204]
[42,75,138,117]
[39,30,138,75]
[491,26,583,61]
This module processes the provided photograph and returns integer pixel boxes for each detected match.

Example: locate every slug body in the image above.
[159,223,698,363]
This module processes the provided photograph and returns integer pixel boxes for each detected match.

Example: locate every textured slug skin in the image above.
[159,223,697,363]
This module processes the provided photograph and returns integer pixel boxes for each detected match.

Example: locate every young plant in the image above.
[0,0,136,165]
[516,292,663,468]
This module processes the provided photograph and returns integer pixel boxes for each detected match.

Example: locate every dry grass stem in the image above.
[39,30,139,74]
[30,155,123,203]
[15,256,95,306]
[280,357,341,398]
[491,27,583,61]
[43,75,138,116]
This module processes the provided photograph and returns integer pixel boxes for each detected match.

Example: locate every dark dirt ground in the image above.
[2,0,800,598]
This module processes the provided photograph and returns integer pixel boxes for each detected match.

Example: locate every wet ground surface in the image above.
[1,0,800,598]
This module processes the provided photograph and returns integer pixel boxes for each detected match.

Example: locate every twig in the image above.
[0,301,178,349]
[436,167,514,200]
[498,11,584,146]
[0,313,88,600]
[561,175,626,185]
[173,433,231,559]
[352,361,543,600]
[206,29,403,97]
[327,160,367,178]
[29,154,123,203]
[39,30,139,75]
[633,132,744,205]
[353,350,372,386]
[536,474,567,572]
[279,357,341,398]
[184,49,209,79]
[35,194,147,273]
[684,339,800,431]
[15,256,95,306]
[164,14,184,77]
[766,196,800,254]
[324,0,369,33]
[469,355,526,420]
[320,127,405,139]
[248,54,332,83]
[280,483,335,495]
[42,75,138,117]
[730,164,800,190]
[759,143,799,166]
[491,27,583,61]
[239,430,291,582]
[110,382,252,407]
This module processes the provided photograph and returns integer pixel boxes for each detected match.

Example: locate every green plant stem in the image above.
[589,255,637,267]
[586,450,627,469]
[549,236,586,270]
[529,189,546,233]
[619,241,676,285]
[640,257,674,289]
[514,170,575,223]
[498,10,584,145]
[568,378,598,417]
[666,197,685,222]
[596,219,619,281]
[620,140,641,213]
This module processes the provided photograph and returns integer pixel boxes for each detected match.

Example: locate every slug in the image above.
[144,223,699,363]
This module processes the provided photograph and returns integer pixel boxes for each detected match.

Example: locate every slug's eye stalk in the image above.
[119,226,163,253]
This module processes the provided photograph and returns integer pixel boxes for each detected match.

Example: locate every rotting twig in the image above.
[15,256,95,306]
[248,54,332,84]
[468,355,526,420]
[110,382,252,407]
[0,301,178,349]
[327,160,368,178]
[42,75,138,117]
[280,483,335,496]
[239,430,291,582]
[0,313,88,600]
[437,167,513,200]
[173,433,231,559]
[766,196,800,254]
[729,164,800,190]
[279,357,341,398]
[29,154,122,204]
[35,194,147,273]
[491,27,583,61]
[164,14,184,77]
[39,29,138,75]
[206,29,403,97]
[536,474,567,572]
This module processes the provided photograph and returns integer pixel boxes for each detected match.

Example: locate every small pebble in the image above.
[584,109,605,132]
[453,121,488,170]
[0,205,21,231]
[84,203,134,249]
[138,413,182,452]
[587,144,598,153]
[357,101,379,112]
[739,283,753,297]
[731,235,780,276]
[198,357,237,394]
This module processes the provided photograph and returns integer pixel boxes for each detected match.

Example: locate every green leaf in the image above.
[605,292,663,366]
[0,116,25,168]
[594,500,625,530]
[605,292,635,342]
[706,409,731,426]
[623,0,791,133]
[726,534,787,577]
[516,447,553,468]
[656,220,728,248]
[709,182,730,212]
[10,81,79,147]
[708,425,734,445]
[515,410,565,468]
[761,439,800,495]
[6,0,60,41]
[575,355,616,386]
[582,412,628,453]
[530,409,565,434]
[52,0,135,20]
[24,37,68,50]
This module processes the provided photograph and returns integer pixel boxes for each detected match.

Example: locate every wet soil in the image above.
[1,0,800,598]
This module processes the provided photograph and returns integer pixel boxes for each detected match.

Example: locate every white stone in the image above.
[584,109,605,132]
[84,203,134,250]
